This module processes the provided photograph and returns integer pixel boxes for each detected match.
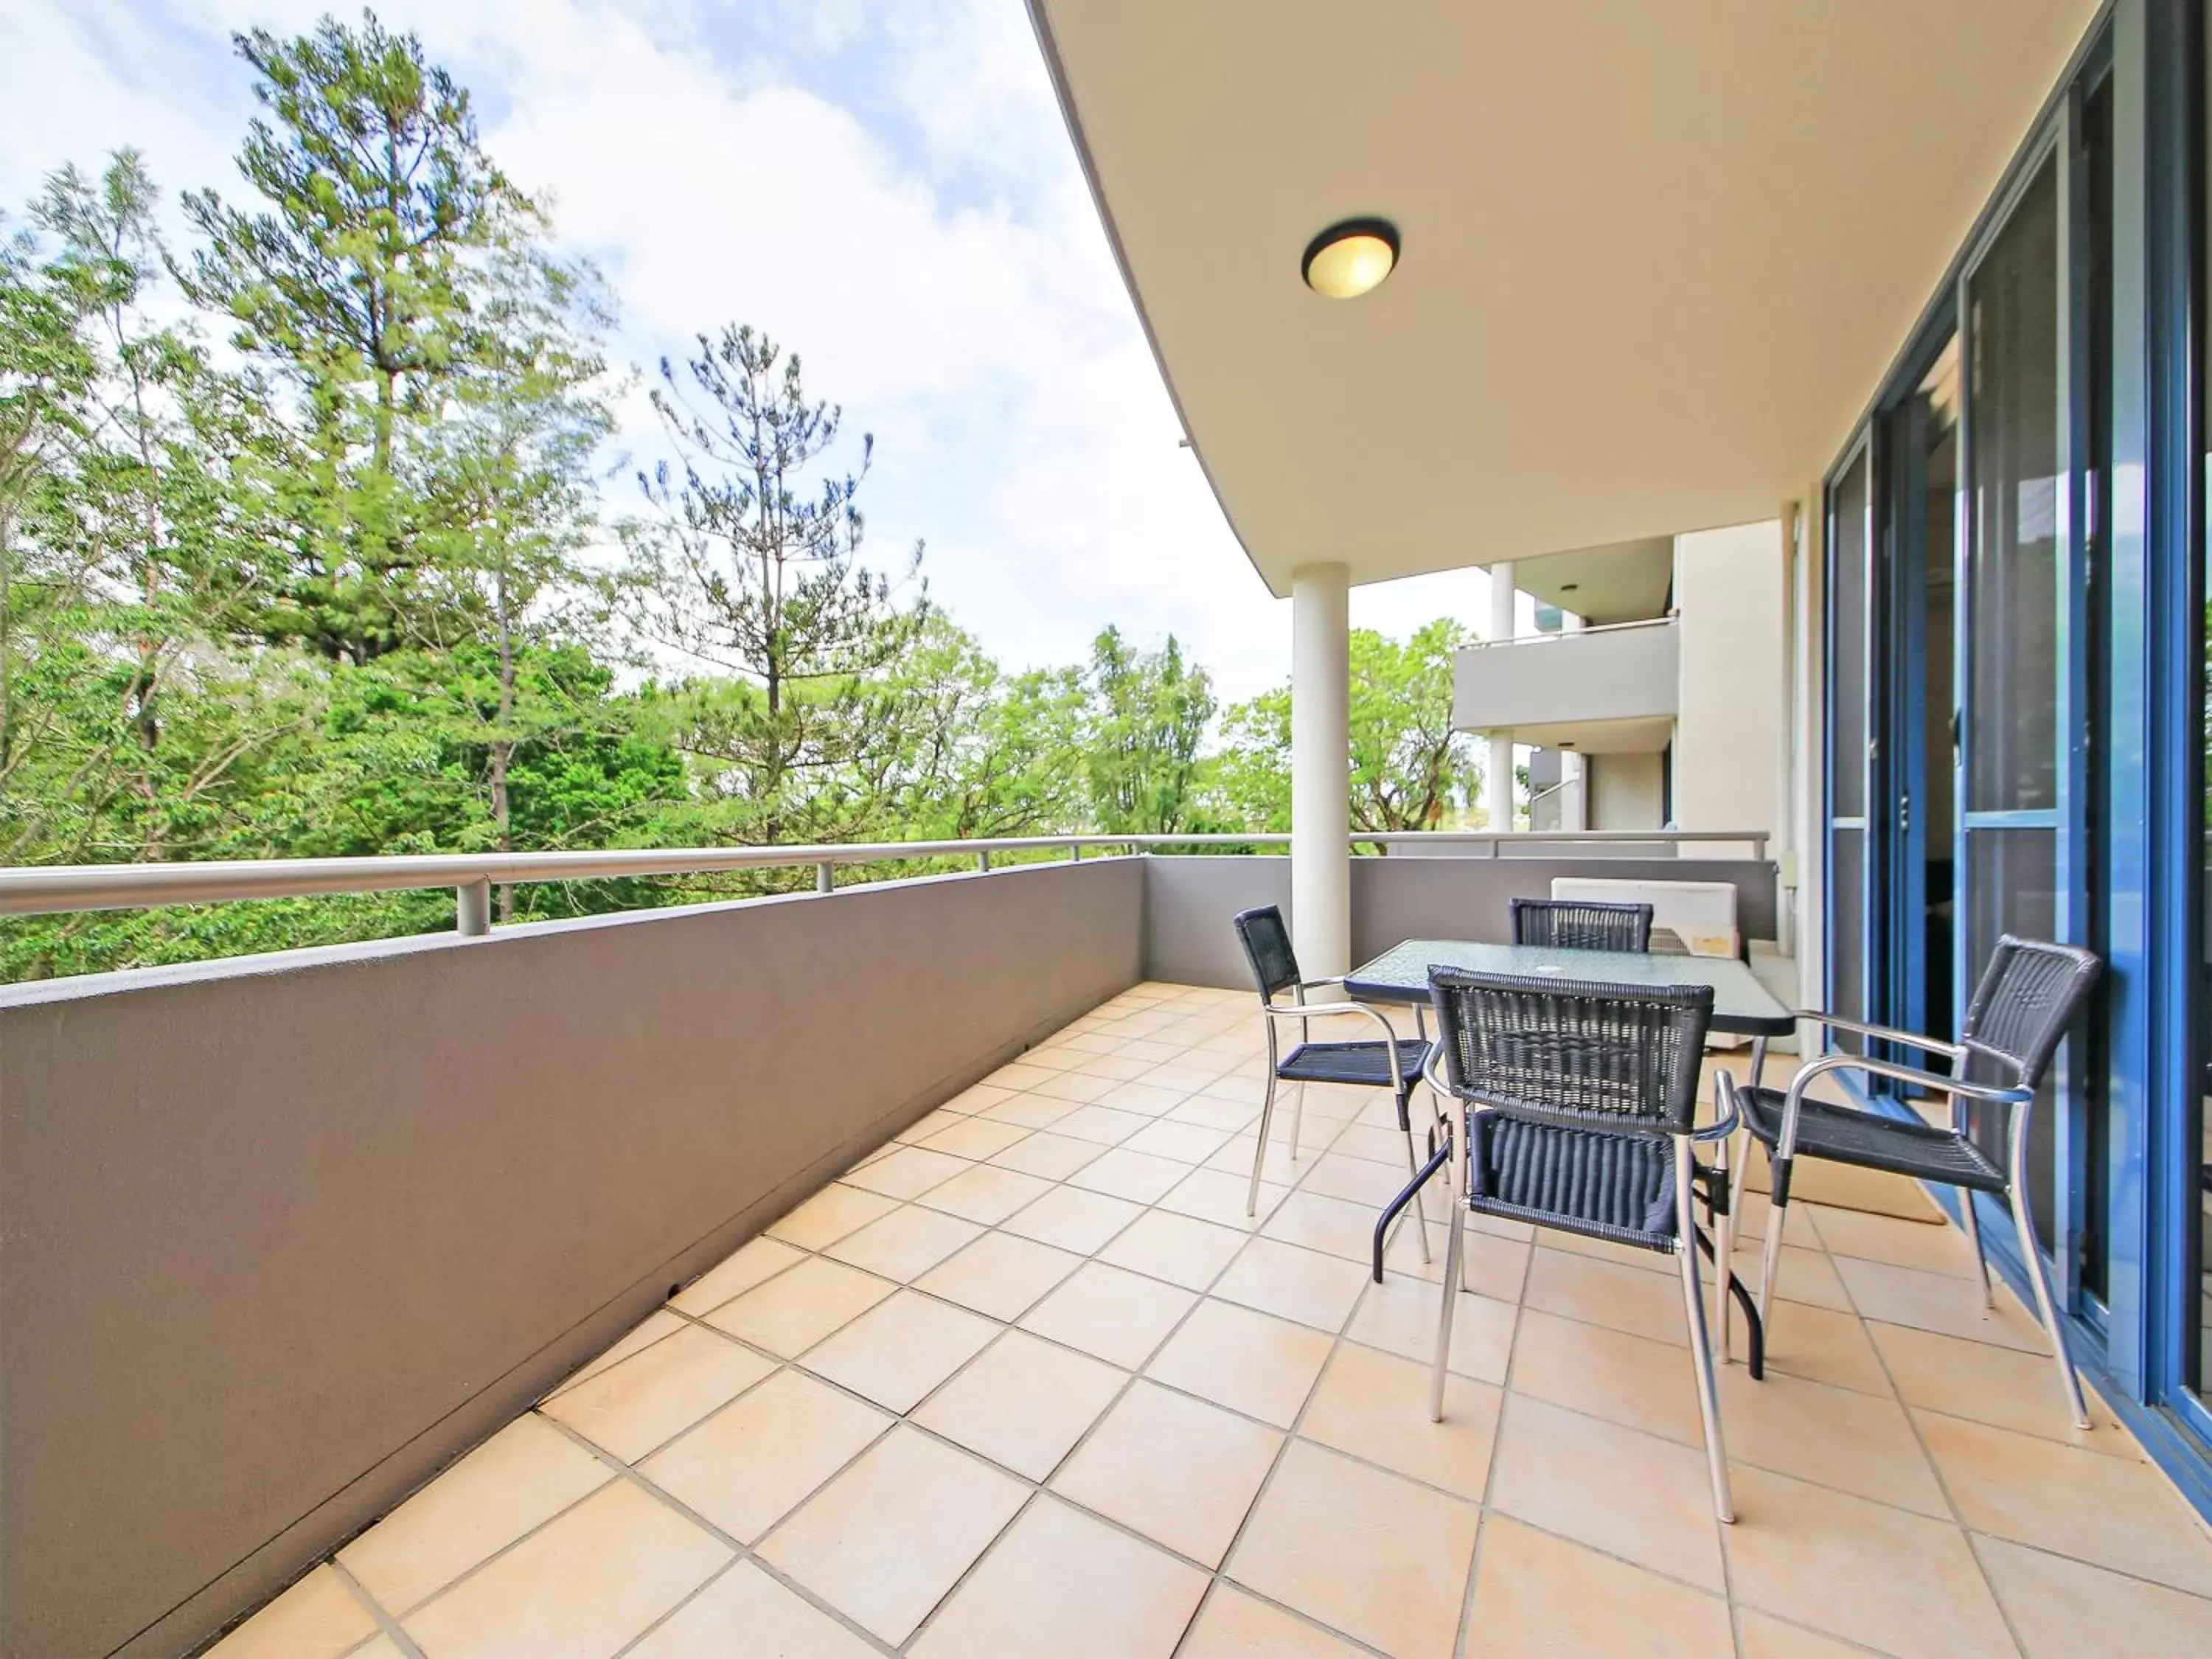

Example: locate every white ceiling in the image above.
[1031,0,2101,597]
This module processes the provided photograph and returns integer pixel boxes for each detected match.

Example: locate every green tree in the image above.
[1081,626,1214,833]
[180,9,541,661]
[627,324,928,846]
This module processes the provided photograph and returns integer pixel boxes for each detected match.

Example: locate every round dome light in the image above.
[1301,218,1399,299]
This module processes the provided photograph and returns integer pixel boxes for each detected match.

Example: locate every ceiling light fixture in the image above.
[1301,218,1399,299]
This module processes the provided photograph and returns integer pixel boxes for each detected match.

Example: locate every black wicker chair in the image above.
[1231,907,1436,1255]
[1731,935,2102,1427]
[1425,967,1739,1522]
[1510,896,1656,953]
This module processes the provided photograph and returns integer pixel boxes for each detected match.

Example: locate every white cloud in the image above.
[0,0,1489,703]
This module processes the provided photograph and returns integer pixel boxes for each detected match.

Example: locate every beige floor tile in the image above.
[1054,1381,1284,1567]
[987,1061,1057,1091]
[1074,1052,1155,1082]
[897,1105,970,1144]
[1489,1394,1726,1590]
[1728,1239,1853,1312]
[1142,1062,1231,1094]
[943,1080,1015,1115]
[341,1416,612,1612]
[1054,1103,1158,1145]
[1724,1186,1827,1246]
[1034,1070,1119,1104]
[1465,1513,1733,1659]
[800,1289,999,1413]
[912,1161,1055,1226]
[1540,1227,1675,1277]
[1259,1190,1387,1263]
[1806,1203,1980,1277]
[917,1116,1033,1161]
[821,1205,984,1281]
[1975,1534,2212,1659]
[1832,1256,2048,1352]
[670,1237,806,1315]
[1388,1223,1531,1302]
[1294,1150,1414,1209]
[1097,1079,1192,1116]
[841,1144,971,1201]
[1329,1122,1425,1168]
[1917,1412,2212,1595]
[915,1230,1085,1321]
[625,1561,877,1659]
[546,1310,687,1397]
[1869,1321,2129,1453]
[349,1638,408,1659]
[639,1368,891,1542]
[206,1565,379,1659]
[757,1426,1027,1646]
[1164,1094,1261,1133]
[1157,1166,1290,1230]
[403,1480,730,1659]
[1021,1261,1200,1368]
[540,1325,773,1463]
[1228,1441,1478,1659]
[910,1494,1208,1659]
[1071,1146,1196,1203]
[1507,1307,1707,1447]
[1735,1612,1882,1659]
[1145,1298,1333,1428]
[1117,1037,1187,1065]
[1298,1340,1500,1500]
[975,1091,1080,1130]
[1344,1276,1517,1385]
[1214,1130,1341,1191]
[703,1257,894,1358]
[765,1185,900,1252]
[1758,1299,1895,1397]
[1175,1583,1366,1658]
[1717,1366,1947,1515]
[913,1329,1127,1480]
[1724,1465,2014,1659]
[1004,1185,1146,1254]
[1210,1237,1369,1332]
[988,1128,1105,1180]
[1099,1209,1251,1290]
[1523,1248,1688,1346]
[1198,1074,1270,1107]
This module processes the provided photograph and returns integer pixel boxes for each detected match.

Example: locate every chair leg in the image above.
[1677,1143,1734,1524]
[1288,1081,1307,1162]
[1429,1197,1464,1422]
[1756,1149,1791,1331]
[1245,1071,1278,1218]
[1399,1126,1434,1265]
[1719,1128,1750,1365]
[1959,1188,1994,1310]
[2009,1176,2092,1430]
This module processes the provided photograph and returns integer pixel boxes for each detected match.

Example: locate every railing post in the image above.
[456,879,491,936]
[816,861,835,894]
[1068,841,1081,861]
[977,849,992,873]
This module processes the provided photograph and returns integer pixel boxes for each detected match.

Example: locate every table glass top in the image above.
[1345,939,1793,1034]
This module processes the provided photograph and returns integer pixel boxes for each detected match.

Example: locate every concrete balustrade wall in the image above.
[0,860,1142,1659]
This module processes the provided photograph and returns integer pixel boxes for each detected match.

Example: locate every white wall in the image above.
[1672,521,1785,841]
[1587,752,1666,830]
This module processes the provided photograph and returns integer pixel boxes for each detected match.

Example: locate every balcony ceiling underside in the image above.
[1031,0,2100,597]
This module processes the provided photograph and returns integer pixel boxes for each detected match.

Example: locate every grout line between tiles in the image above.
[328,1557,427,1659]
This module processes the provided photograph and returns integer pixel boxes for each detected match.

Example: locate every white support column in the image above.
[1291,562,1351,977]
[1486,560,1518,832]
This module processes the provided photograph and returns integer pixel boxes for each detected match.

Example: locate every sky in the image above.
[0,0,1494,703]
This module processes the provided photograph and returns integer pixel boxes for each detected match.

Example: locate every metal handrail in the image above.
[1458,614,1680,650]
[0,828,1770,932]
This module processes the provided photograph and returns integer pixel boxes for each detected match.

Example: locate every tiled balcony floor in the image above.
[215,984,2212,1659]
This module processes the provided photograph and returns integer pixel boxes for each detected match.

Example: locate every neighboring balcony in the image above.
[1453,616,1679,752]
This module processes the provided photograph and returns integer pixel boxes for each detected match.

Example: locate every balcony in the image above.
[6,846,2211,1658]
[1452,618,1679,753]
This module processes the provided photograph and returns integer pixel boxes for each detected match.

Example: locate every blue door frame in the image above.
[1820,0,2212,1517]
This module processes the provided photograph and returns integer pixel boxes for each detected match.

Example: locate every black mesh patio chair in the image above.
[1730,935,2102,1427]
[1231,907,1437,1259]
[1510,896,1655,953]
[1425,967,1739,1522]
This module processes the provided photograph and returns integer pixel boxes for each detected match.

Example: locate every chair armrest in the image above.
[1772,1052,2030,1159]
[1790,1009,1966,1062]
[1693,1071,1742,1143]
